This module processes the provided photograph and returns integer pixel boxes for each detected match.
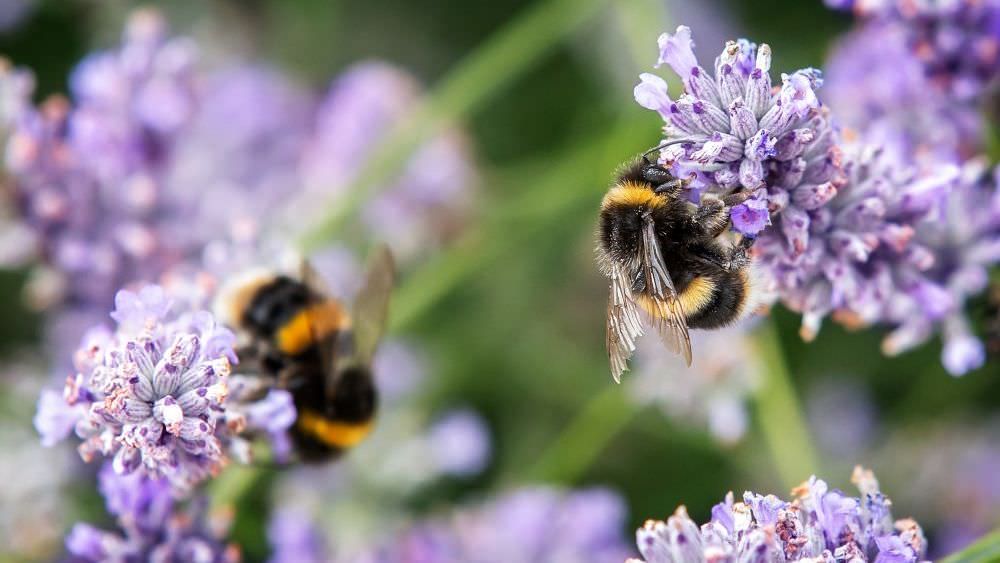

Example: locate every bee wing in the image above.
[606,261,644,383]
[637,213,692,367]
[298,259,344,397]
[347,245,396,367]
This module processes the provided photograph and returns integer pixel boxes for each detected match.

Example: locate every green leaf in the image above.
[942,529,1000,563]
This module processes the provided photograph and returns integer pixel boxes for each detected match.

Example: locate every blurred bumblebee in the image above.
[597,143,758,381]
[217,247,395,462]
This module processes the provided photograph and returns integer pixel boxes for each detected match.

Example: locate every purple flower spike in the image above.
[43,285,237,493]
[636,27,842,241]
[631,467,927,563]
[68,468,239,562]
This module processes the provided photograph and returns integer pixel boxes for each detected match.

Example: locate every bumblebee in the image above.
[217,247,395,462]
[597,143,757,381]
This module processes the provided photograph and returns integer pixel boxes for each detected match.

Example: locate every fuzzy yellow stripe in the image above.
[601,181,664,209]
[297,410,374,448]
[276,301,349,355]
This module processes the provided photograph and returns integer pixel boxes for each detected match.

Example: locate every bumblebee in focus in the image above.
[217,247,395,462]
[597,143,757,381]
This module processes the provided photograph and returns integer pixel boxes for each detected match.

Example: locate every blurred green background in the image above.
[1,0,999,561]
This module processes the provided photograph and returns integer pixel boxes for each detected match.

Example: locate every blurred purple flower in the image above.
[827,0,1000,103]
[267,508,327,563]
[5,9,198,312]
[629,326,758,444]
[298,62,478,266]
[630,467,927,563]
[635,26,843,239]
[880,160,1000,374]
[268,486,631,562]
[824,22,982,164]
[427,408,491,477]
[67,465,239,562]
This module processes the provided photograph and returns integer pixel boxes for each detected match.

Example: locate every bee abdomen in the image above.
[297,409,374,448]
[683,270,749,329]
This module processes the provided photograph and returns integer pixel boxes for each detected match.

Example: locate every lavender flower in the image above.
[59,286,236,491]
[67,464,239,562]
[628,326,759,444]
[635,26,842,238]
[4,9,199,311]
[296,62,478,266]
[268,487,631,562]
[880,159,1000,375]
[756,139,961,341]
[823,21,983,163]
[630,467,927,563]
[827,0,1000,102]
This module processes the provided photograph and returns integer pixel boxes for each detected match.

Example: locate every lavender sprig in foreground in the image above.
[630,467,927,563]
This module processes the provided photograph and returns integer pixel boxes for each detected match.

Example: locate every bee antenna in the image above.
[642,138,696,160]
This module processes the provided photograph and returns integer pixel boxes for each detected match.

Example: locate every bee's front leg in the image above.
[725,235,756,271]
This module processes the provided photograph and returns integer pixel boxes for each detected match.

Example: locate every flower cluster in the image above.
[826,0,1000,102]
[630,467,926,563]
[35,284,294,493]
[66,464,240,562]
[4,10,198,311]
[756,138,961,341]
[882,159,1000,374]
[1,9,478,344]
[823,22,982,164]
[268,487,631,562]
[635,26,842,238]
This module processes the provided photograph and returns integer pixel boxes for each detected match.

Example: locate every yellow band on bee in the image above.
[276,301,350,355]
[678,276,715,316]
[601,181,665,210]
[633,277,714,320]
[298,409,374,448]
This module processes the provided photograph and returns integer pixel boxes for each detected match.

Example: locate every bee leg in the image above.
[721,189,753,207]
[725,235,756,271]
[692,198,731,239]
[651,177,689,194]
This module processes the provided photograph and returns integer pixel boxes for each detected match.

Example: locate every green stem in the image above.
[751,320,820,491]
[390,113,651,330]
[526,384,637,483]
[298,0,614,252]
[942,528,1000,563]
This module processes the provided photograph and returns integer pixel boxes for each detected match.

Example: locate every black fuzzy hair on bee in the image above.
[597,149,758,381]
